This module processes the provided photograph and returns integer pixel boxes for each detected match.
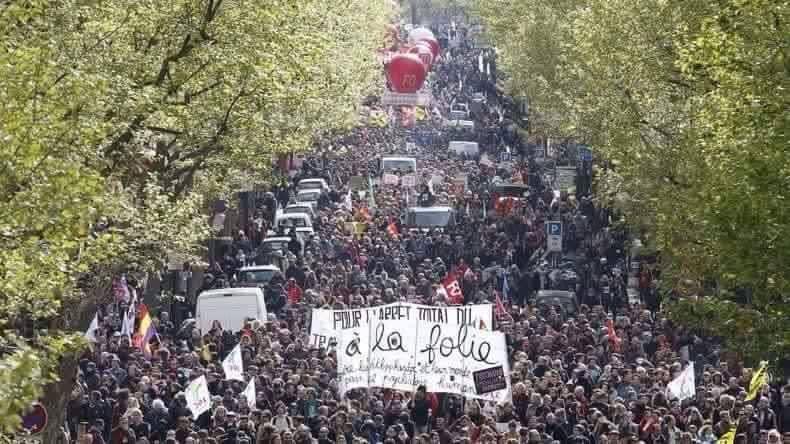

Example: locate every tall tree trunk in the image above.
[40,271,115,443]
[40,353,80,444]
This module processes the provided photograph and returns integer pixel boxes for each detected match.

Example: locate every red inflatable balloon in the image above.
[386,54,427,93]
[408,43,433,68]
[418,36,440,60]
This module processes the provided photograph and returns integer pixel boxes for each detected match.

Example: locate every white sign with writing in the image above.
[401,174,417,188]
[336,318,510,403]
[382,173,400,186]
[309,303,493,350]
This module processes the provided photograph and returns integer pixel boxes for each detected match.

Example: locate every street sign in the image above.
[381,90,432,106]
[20,403,47,435]
[555,166,577,192]
[546,221,562,252]
[578,146,593,162]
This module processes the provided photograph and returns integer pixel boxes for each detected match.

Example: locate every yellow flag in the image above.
[415,107,426,121]
[746,361,768,401]
[716,429,735,444]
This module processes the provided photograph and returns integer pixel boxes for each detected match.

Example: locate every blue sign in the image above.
[578,146,593,162]
[546,221,562,252]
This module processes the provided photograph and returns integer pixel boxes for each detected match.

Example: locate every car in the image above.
[449,141,480,156]
[273,212,312,231]
[295,189,322,211]
[534,290,579,317]
[404,206,457,231]
[236,265,282,287]
[297,178,330,193]
[283,203,316,220]
[445,119,475,131]
[449,102,469,120]
[380,156,417,175]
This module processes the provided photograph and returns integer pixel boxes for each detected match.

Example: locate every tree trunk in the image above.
[40,271,115,443]
[40,353,80,444]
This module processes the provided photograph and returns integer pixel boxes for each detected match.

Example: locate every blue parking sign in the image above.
[546,221,562,252]
[578,146,593,162]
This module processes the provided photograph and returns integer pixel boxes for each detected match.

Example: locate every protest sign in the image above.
[382,174,399,186]
[185,376,211,419]
[401,174,417,188]
[309,303,493,350]
[336,318,510,403]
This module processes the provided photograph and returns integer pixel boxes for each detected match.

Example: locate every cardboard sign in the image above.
[473,366,507,395]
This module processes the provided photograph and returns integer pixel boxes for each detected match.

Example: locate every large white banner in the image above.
[336,318,510,403]
[309,303,494,349]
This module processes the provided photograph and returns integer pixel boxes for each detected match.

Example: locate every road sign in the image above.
[546,221,562,252]
[381,91,432,107]
[20,403,47,435]
[578,146,593,162]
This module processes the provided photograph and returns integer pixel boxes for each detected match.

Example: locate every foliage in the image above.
[474,0,790,364]
[0,0,393,434]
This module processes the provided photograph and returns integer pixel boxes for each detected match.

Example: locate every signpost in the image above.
[546,221,562,252]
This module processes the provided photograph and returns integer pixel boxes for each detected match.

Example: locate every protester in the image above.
[70,23,789,444]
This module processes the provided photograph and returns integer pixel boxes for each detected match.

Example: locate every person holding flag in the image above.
[134,305,158,357]
[746,361,769,401]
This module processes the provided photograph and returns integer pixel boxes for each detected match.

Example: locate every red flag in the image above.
[440,273,464,305]
[606,319,621,352]
[286,280,303,304]
[387,220,399,238]
[494,293,513,322]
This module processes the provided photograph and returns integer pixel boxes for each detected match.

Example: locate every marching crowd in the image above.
[68,23,790,444]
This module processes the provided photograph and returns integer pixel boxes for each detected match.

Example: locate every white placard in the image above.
[310,303,494,350]
[382,174,400,186]
[336,317,510,403]
[185,376,211,419]
[401,174,417,188]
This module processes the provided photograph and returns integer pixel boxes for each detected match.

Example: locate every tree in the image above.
[474,0,790,365]
[0,0,394,437]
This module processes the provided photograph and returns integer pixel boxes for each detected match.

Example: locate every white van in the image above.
[449,141,480,156]
[195,287,268,333]
[380,156,417,175]
[274,212,313,231]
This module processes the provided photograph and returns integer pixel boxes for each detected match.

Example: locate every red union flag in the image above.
[441,273,464,305]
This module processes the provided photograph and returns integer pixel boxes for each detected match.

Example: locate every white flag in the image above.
[222,344,245,381]
[185,376,211,419]
[342,189,353,212]
[121,306,135,338]
[85,313,100,343]
[667,362,695,401]
[243,378,256,410]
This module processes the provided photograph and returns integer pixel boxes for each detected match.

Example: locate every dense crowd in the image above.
[68,22,790,444]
